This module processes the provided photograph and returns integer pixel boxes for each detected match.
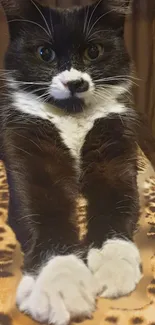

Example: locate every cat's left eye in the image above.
[84,44,103,62]
[37,46,56,62]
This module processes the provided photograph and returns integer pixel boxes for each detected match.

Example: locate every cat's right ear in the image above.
[0,0,45,39]
[0,0,33,18]
[1,0,50,22]
[0,0,48,18]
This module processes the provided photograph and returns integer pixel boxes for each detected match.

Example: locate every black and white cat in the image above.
[0,0,146,324]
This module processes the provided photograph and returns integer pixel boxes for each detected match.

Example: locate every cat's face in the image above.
[5,0,130,113]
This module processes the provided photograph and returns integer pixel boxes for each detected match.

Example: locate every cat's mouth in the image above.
[47,96,85,114]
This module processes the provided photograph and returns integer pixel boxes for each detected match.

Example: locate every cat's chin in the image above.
[47,96,85,114]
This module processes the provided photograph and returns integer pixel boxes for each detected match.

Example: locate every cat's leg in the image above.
[3,120,97,325]
[81,115,143,298]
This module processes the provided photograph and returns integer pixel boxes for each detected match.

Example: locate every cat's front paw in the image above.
[16,255,97,325]
[87,239,143,299]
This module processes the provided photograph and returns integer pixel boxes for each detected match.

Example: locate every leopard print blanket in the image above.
[0,153,155,325]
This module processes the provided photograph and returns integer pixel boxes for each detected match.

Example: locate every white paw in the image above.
[87,239,143,299]
[16,255,97,325]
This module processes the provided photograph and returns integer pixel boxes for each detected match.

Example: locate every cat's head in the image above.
[4,0,131,113]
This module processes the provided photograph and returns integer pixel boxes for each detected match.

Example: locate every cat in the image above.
[0,0,146,324]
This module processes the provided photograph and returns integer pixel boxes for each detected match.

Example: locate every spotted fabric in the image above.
[0,151,155,325]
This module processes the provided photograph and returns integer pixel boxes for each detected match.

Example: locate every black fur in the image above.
[0,0,142,272]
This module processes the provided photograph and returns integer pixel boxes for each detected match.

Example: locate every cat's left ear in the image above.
[89,0,131,29]
[0,0,43,19]
[104,0,131,14]
[0,0,46,40]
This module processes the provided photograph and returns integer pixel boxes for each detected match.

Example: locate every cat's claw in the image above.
[87,239,143,299]
[16,255,97,325]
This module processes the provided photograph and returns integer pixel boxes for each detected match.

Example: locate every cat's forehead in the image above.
[38,6,111,43]
[51,9,84,34]
[11,2,123,49]
[49,7,91,35]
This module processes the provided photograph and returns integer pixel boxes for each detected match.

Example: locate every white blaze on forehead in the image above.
[49,68,94,100]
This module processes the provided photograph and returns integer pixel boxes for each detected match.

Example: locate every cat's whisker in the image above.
[36,91,53,105]
[95,77,137,82]
[30,0,52,38]
[95,94,113,102]
[94,87,130,105]
[94,89,133,126]
[95,86,114,97]
[0,77,47,85]
[34,38,53,45]
[22,87,48,96]
[95,86,132,102]
[0,84,9,90]
[87,3,127,38]
[94,86,110,95]
[21,85,48,91]
[94,87,104,94]
[8,19,51,38]
[21,82,50,86]
[105,80,137,88]
[93,91,111,102]
[129,75,141,81]
[83,5,90,35]
[86,29,110,42]
[4,79,50,86]
[94,75,139,81]
[85,0,103,37]
[94,77,139,87]
[31,87,48,94]
[87,8,116,38]
[103,84,133,97]
[49,8,54,36]
[94,75,130,79]
[0,70,14,76]
[37,92,48,101]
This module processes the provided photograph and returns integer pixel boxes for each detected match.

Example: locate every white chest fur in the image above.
[12,91,127,168]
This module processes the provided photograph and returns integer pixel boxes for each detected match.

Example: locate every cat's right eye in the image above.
[37,46,56,62]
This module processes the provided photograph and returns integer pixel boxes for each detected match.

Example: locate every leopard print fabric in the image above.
[0,151,155,325]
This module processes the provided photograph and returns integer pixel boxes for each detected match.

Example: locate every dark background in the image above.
[0,0,155,134]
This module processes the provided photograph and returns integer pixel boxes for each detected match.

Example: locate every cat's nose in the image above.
[67,79,89,95]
